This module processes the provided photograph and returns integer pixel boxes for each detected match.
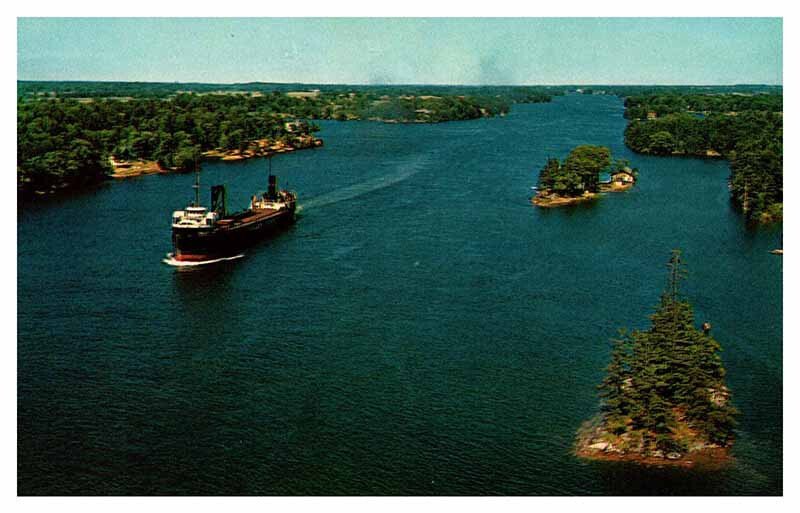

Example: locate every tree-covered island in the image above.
[532,145,638,207]
[622,92,782,223]
[576,250,737,467]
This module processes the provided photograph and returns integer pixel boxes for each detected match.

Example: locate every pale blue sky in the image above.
[17,18,782,85]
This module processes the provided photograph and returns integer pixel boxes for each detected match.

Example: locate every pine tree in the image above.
[590,250,738,453]
[537,157,560,190]
[598,331,633,424]
[627,329,677,433]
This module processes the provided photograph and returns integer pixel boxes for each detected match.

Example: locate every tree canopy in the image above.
[18,84,557,197]
[537,145,620,196]
[622,93,783,221]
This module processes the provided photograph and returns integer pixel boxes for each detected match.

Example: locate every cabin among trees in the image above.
[534,146,638,204]
[612,167,636,185]
[602,164,638,192]
[536,145,611,196]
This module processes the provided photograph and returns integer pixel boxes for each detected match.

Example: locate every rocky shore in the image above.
[533,170,636,207]
[201,134,323,162]
[598,180,634,193]
[575,415,733,469]
[532,191,597,207]
[110,135,323,179]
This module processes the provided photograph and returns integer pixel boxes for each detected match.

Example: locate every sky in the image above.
[17,18,783,85]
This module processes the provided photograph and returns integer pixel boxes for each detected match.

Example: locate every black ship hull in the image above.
[172,206,295,261]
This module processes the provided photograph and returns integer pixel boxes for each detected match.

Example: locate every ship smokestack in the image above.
[268,175,278,198]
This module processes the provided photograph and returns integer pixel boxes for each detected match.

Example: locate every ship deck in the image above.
[215,207,285,228]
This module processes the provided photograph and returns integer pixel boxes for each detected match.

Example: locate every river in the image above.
[17,94,782,495]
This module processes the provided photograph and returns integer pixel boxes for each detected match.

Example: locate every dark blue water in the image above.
[18,94,782,495]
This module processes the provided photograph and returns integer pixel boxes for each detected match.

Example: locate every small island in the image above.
[532,145,638,207]
[576,250,738,467]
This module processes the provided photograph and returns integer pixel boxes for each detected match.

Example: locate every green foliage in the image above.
[622,93,782,221]
[623,92,782,120]
[537,158,561,191]
[563,145,610,193]
[537,145,612,196]
[595,250,737,448]
[605,416,628,436]
[648,131,677,154]
[730,148,783,221]
[18,83,553,196]
[597,331,633,418]
[17,94,316,195]
[18,80,563,102]
[611,159,630,172]
[173,143,201,172]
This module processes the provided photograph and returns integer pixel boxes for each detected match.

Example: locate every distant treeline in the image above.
[19,81,782,100]
[18,80,564,102]
[585,84,782,98]
[17,83,560,197]
[622,93,783,222]
[624,93,782,119]
[17,81,559,123]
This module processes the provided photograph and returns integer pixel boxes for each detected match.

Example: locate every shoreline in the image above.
[532,179,635,208]
[532,191,597,207]
[110,135,323,179]
[598,181,634,193]
[574,413,733,469]
[628,147,724,159]
[576,446,733,469]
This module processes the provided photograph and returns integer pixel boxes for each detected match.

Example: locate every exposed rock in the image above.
[532,191,597,207]
[666,452,682,460]
[709,387,730,407]
[589,442,609,451]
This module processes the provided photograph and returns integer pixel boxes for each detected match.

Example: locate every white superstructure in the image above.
[171,206,219,228]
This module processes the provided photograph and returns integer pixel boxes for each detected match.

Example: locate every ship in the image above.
[169,158,297,262]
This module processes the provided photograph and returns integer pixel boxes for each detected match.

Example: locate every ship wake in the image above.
[299,154,432,212]
[162,253,245,267]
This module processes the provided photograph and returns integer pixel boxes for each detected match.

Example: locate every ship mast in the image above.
[192,157,200,206]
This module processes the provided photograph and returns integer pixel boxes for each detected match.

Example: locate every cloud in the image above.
[478,54,513,85]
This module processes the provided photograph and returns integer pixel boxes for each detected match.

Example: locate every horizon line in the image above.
[17,79,784,87]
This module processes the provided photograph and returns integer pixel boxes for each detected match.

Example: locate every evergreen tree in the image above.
[591,250,738,452]
[537,158,560,190]
[598,330,633,422]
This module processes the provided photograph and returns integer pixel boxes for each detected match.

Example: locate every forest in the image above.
[578,250,737,459]
[18,80,563,102]
[622,93,783,221]
[18,82,557,197]
[18,93,314,196]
